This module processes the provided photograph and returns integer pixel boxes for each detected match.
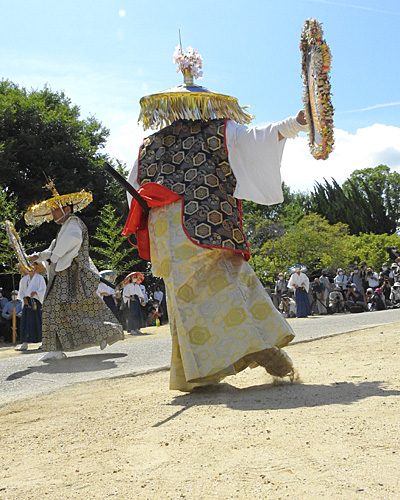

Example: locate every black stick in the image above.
[104,162,149,215]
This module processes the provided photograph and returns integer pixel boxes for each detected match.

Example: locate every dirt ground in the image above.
[1,323,399,500]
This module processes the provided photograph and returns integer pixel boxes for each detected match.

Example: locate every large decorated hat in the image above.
[24,179,92,226]
[138,45,253,130]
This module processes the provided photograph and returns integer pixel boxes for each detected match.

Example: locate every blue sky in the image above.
[1,0,399,191]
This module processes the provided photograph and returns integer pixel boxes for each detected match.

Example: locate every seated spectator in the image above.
[389,282,400,306]
[370,287,386,311]
[346,284,366,312]
[365,288,374,311]
[1,291,23,342]
[334,268,348,292]
[278,294,296,318]
[329,287,345,313]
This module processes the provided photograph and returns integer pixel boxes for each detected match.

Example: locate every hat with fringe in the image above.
[138,45,253,130]
[25,179,92,226]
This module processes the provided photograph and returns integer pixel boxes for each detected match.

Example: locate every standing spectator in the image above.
[1,291,23,343]
[154,286,164,305]
[0,288,8,312]
[319,270,331,310]
[366,267,379,290]
[310,278,326,315]
[389,263,399,285]
[359,262,369,293]
[274,273,288,308]
[139,283,149,328]
[0,288,9,342]
[334,268,348,293]
[97,281,119,319]
[15,262,46,351]
[123,273,145,335]
[288,267,310,318]
[380,277,392,304]
[348,267,364,293]
[379,263,391,285]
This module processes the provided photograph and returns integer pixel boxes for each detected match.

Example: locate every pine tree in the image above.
[91,204,143,279]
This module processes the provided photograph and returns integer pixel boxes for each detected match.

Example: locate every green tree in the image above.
[0,187,20,271]
[311,166,400,234]
[91,204,144,280]
[251,213,350,284]
[344,232,400,271]
[0,80,129,252]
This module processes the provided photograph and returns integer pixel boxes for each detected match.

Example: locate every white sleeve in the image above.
[17,276,28,301]
[35,240,55,262]
[226,117,306,206]
[50,219,82,264]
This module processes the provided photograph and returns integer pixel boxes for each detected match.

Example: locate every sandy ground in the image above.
[1,323,399,500]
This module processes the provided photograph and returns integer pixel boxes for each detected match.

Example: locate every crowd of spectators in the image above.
[272,256,400,318]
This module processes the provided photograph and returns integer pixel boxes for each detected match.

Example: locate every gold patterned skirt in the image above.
[42,260,124,353]
[148,202,295,392]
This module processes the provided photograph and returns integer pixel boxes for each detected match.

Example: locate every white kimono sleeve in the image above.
[226,117,307,206]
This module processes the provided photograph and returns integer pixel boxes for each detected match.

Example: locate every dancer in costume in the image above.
[15,261,46,351]
[122,46,308,391]
[25,181,124,361]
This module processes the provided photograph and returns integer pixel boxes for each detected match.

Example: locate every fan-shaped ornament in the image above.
[300,18,334,160]
[5,220,33,273]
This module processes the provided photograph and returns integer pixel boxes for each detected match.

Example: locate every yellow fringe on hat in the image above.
[24,191,93,226]
[139,91,253,130]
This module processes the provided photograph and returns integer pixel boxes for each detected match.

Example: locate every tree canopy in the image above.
[0,80,129,251]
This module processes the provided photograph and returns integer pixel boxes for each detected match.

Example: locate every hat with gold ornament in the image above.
[138,45,253,130]
[24,179,92,226]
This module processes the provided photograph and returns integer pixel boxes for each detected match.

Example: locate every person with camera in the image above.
[278,294,296,318]
[310,277,327,315]
[348,266,364,294]
[329,286,345,313]
[389,282,400,307]
[345,284,366,313]
[366,267,379,290]
[288,266,310,318]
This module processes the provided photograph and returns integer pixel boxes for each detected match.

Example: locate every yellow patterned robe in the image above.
[148,202,295,392]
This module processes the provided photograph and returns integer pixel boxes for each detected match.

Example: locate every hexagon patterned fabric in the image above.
[148,202,295,392]
[138,119,249,258]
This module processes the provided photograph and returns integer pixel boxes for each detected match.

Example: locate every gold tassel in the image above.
[139,92,253,130]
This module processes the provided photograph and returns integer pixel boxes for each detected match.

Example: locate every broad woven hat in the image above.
[138,45,253,130]
[25,179,92,226]
[123,271,145,285]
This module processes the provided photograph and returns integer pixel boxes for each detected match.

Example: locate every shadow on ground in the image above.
[153,380,400,426]
[6,353,128,381]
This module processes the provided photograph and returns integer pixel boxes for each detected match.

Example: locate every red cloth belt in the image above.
[121,183,181,261]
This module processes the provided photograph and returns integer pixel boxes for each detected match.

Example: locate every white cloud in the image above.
[281,124,400,192]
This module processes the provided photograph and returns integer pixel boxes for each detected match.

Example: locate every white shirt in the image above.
[154,290,164,303]
[35,217,83,272]
[288,272,310,293]
[97,282,115,298]
[127,116,307,207]
[123,283,144,304]
[139,284,148,304]
[18,273,47,304]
